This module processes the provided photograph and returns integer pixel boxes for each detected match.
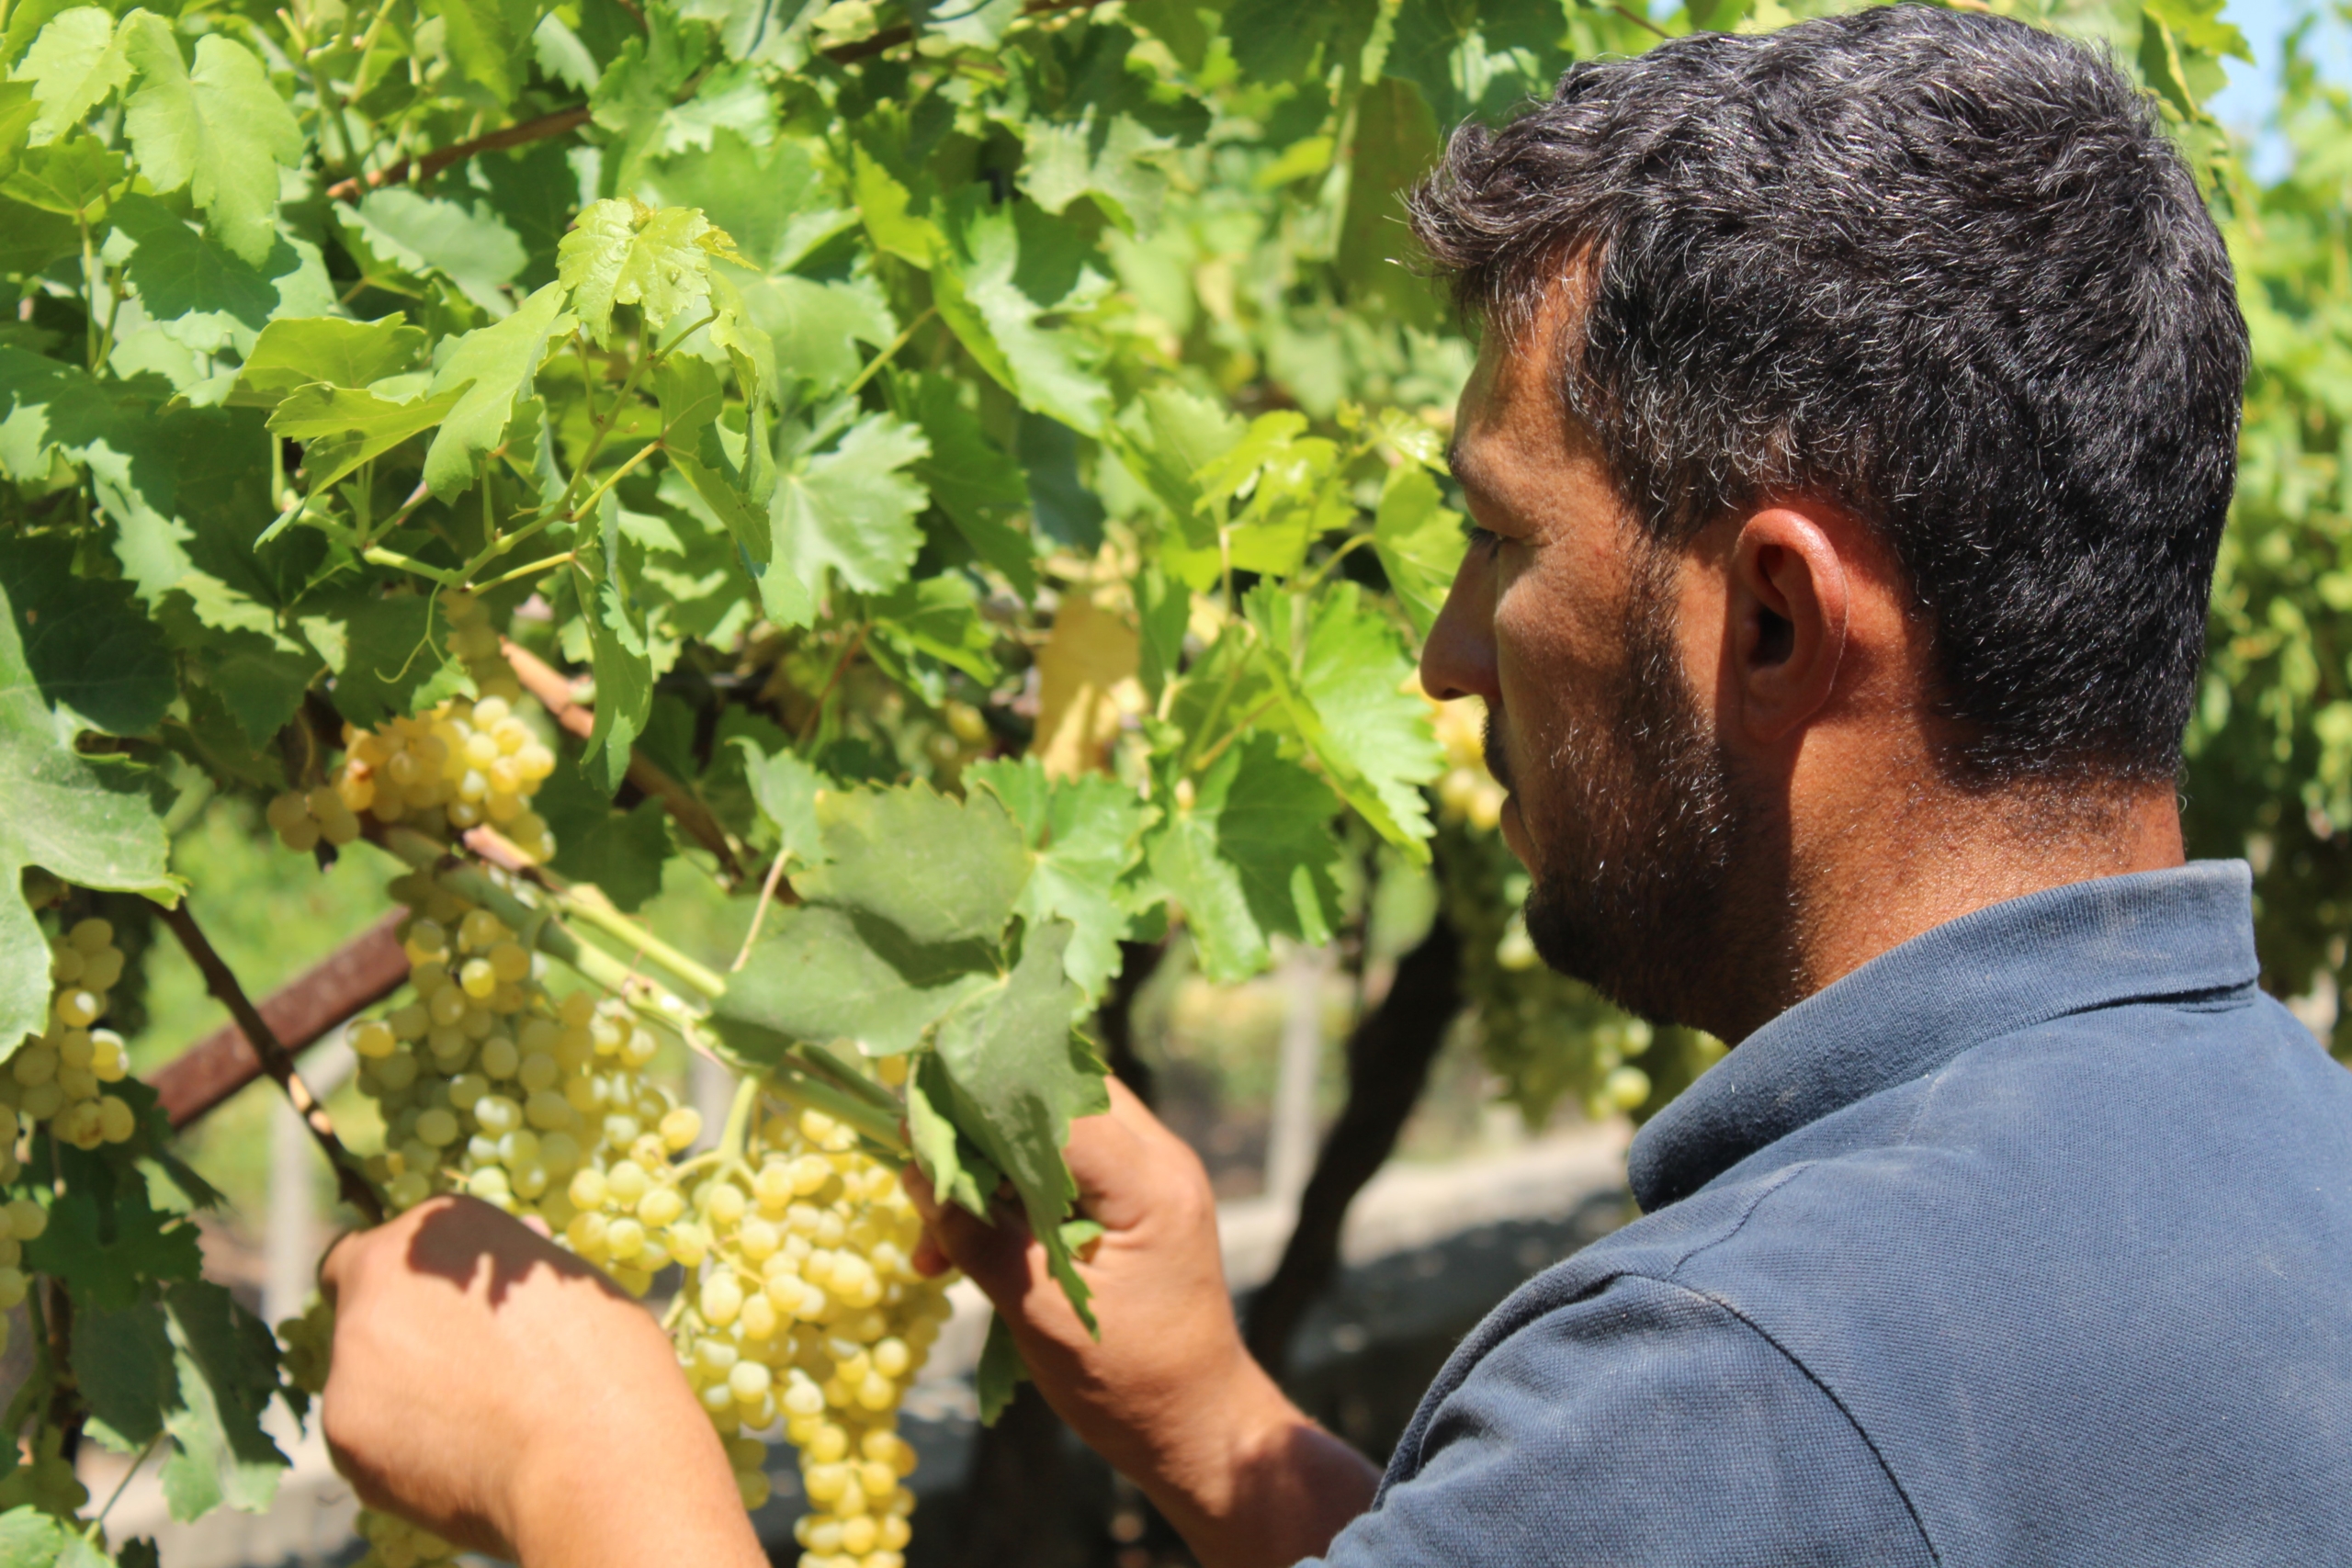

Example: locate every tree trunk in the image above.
[1242,912,1464,1381]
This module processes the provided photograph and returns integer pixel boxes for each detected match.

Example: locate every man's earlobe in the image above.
[1732,510,1849,745]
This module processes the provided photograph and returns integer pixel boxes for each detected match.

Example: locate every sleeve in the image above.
[1308,1273,1935,1568]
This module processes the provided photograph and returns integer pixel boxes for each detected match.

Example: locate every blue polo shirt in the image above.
[1316,862,2352,1566]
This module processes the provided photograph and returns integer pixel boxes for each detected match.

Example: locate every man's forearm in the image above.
[1125,1358,1381,1568]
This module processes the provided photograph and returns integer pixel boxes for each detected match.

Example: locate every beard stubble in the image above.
[1496,552,1799,1030]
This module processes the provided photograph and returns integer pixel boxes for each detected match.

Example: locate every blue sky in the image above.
[2213,0,2351,175]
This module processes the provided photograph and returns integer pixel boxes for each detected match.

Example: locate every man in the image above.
[317,7,2352,1565]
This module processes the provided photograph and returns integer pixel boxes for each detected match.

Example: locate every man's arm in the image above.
[907,1079,1381,1568]
[319,1196,765,1568]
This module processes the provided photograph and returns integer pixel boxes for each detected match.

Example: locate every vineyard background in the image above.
[2,0,2349,1559]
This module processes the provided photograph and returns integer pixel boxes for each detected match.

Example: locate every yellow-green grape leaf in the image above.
[0,559,179,1049]
[421,279,572,498]
[1143,732,1342,982]
[1246,581,1443,857]
[17,7,129,148]
[558,198,722,344]
[119,15,302,266]
[228,316,429,409]
[266,384,464,494]
[1373,464,1467,638]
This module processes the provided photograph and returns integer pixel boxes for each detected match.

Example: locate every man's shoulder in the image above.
[1470,987,2352,1563]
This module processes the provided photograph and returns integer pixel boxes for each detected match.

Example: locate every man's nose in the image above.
[1419,549,1499,704]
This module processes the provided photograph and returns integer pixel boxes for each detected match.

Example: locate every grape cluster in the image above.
[355,880,695,1296]
[670,1104,952,1568]
[267,694,559,860]
[0,919,138,1159]
[1430,697,1506,833]
[266,592,556,859]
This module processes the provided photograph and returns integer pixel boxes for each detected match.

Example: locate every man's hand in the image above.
[908,1079,1380,1568]
[318,1195,764,1568]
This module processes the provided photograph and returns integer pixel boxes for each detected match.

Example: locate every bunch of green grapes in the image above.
[267,592,557,859]
[0,919,140,1161]
[353,886,699,1296]
[1430,696,1506,833]
[669,1101,953,1568]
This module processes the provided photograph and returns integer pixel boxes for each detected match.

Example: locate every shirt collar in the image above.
[1626,860,2261,1212]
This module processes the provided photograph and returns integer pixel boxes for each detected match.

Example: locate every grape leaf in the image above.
[714,902,1001,1061]
[0,195,74,273]
[300,591,464,728]
[0,130,117,221]
[425,0,549,103]
[733,273,895,395]
[110,195,336,359]
[157,1279,292,1520]
[1143,733,1341,981]
[637,130,853,274]
[71,1297,177,1452]
[1247,581,1442,856]
[890,370,1035,595]
[1335,75,1442,329]
[733,739,826,869]
[0,535,172,736]
[1388,0,1573,127]
[559,198,724,344]
[345,188,528,313]
[1220,0,1377,81]
[905,1051,1000,1217]
[932,192,1113,435]
[930,919,1104,1328]
[119,15,302,266]
[967,757,1155,1000]
[868,573,997,683]
[267,384,463,493]
[535,754,671,911]
[1006,22,1207,231]
[0,566,179,1048]
[23,1186,202,1311]
[18,7,129,147]
[795,781,1032,946]
[762,412,929,627]
[0,1507,78,1568]
[579,544,653,795]
[421,278,573,499]
[228,315,429,408]
[1371,463,1465,637]
[974,1308,1028,1426]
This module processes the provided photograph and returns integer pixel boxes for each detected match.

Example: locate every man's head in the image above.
[1413,6,2249,1036]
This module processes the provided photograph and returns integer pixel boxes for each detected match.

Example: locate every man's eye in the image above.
[1463,522,1502,553]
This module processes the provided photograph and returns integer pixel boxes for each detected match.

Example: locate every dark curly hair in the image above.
[1409,5,2250,785]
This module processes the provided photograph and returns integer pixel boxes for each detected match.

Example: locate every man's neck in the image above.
[1702,783,2185,1044]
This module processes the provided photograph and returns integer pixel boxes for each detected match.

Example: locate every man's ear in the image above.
[1730,508,1849,746]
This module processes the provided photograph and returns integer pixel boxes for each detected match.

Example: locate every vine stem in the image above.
[499,639,749,882]
[730,848,794,971]
[159,903,386,1225]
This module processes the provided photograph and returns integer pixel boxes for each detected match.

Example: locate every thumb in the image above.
[902,1164,1038,1307]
